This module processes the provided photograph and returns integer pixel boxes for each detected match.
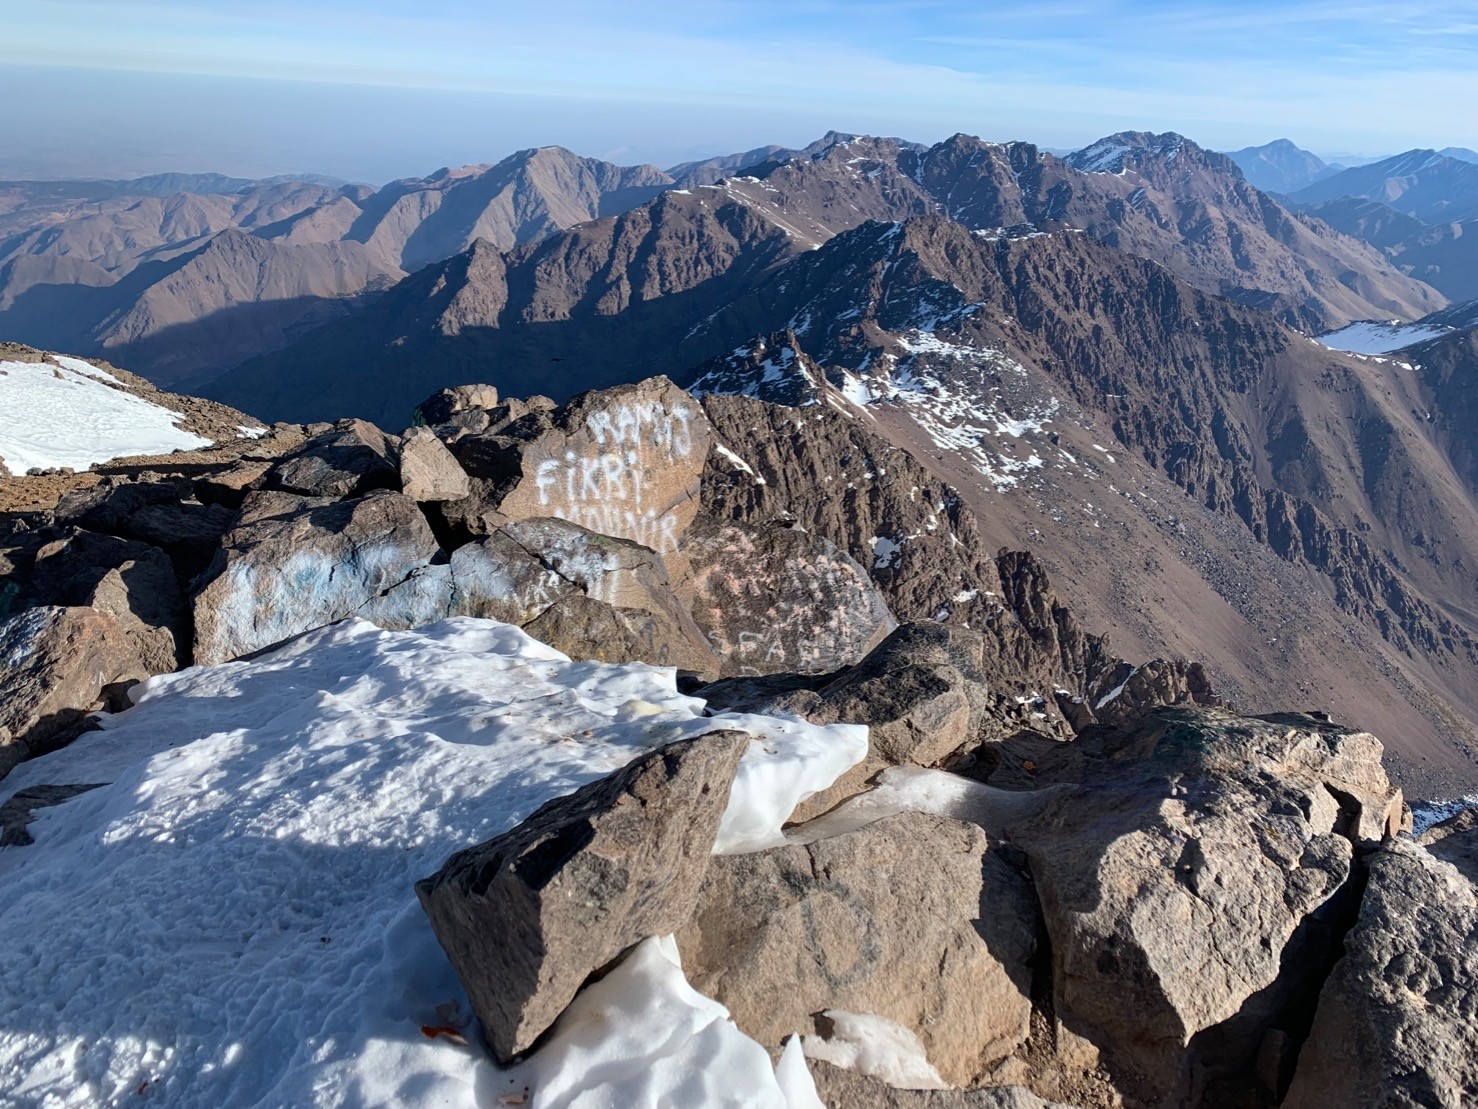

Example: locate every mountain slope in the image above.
[1292,149,1478,223]
[1225,139,1341,193]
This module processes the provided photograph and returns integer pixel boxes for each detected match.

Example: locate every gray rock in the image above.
[416,731,749,1061]
[191,489,446,664]
[267,419,400,499]
[446,533,573,625]
[398,427,470,502]
[678,811,1037,1087]
[1284,820,1478,1109]
[1010,706,1405,1105]
[194,459,273,509]
[0,606,145,779]
[504,517,719,672]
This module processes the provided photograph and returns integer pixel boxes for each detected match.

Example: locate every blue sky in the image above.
[1,0,1475,181]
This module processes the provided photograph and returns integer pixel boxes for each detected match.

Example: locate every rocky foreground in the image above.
[1,367,1475,1107]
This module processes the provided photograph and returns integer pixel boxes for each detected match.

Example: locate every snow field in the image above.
[0,357,211,475]
[0,617,864,1107]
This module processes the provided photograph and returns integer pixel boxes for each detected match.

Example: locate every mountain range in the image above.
[0,130,1445,389]
[3,127,1478,792]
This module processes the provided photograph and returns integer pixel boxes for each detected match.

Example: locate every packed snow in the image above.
[0,357,210,475]
[0,617,865,1107]
[1317,319,1452,355]
[803,1010,946,1090]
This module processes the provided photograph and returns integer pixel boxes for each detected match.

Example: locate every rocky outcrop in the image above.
[679,811,1037,1087]
[265,419,399,499]
[396,426,469,502]
[0,606,143,778]
[416,732,749,1061]
[1006,707,1404,1105]
[1283,813,1478,1109]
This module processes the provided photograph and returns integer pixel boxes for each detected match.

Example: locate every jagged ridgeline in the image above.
[1,371,1474,1106]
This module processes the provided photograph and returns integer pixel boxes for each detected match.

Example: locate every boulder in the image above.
[696,623,994,819]
[443,377,711,554]
[684,515,896,678]
[0,606,145,779]
[0,783,105,846]
[677,811,1038,1087]
[503,518,719,672]
[416,383,499,425]
[267,419,399,499]
[416,731,749,1061]
[397,427,470,503]
[191,489,447,664]
[1009,707,1405,1105]
[445,533,573,626]
[54,479,236,577]
[24,528,186,672]
[194,459,273,509]
[1283,815,1478,1109]
[806,1061,1069,1109]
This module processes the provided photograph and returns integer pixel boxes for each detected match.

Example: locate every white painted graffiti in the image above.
[530,402,697,554]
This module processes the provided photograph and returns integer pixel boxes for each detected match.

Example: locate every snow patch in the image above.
[0,617,861,1106]
[1317,319,1452,355]
[803,1010,947,1090]
[0,358,210,474]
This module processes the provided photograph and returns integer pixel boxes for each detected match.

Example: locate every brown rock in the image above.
[397,426,470,502]
[267,419,400,499]
[1010,706,1404,1105]
[806,1061,1071,1108]
[684,515,895,678]
[194,459,272,509]
[0,606,145,779]
[416,731,749,1061]
[678,811,1037,1087]
[416,384,500,425]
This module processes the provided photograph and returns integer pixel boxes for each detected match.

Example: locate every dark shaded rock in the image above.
[267,419,400,499]
[445,532,573,626]
[678,811,1037,1087]
[194,459,272,509]
[0,783,105,846]
[416,383,499,426]
[1284,816,1478,1109]
[0,606,144,779]
[416,731,749,1061]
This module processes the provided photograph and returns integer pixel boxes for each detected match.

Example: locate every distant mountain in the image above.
[0,147,682,382]
[1292,149,1478,223]
[1440,147,1478,164]
[1386,219,1478,304]
[1299,196,1427,249]
[1225,139,1342,194]
[667,131,926,188]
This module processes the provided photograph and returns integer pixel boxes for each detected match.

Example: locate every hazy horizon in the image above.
[2,0,1475,184]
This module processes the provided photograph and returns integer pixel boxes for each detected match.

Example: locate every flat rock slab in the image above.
[416,731,749,1062]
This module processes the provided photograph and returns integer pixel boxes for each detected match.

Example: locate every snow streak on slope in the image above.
[0,357,210,475]
[1317,319,1452,355]
[861,330,1056,490]
[0,617,862,1108]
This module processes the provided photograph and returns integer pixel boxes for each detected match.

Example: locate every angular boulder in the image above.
[0,606,144,778]
[267,419,399,499]
[445,532,573,626]
[1009,707,1405,1105]
[684,515,895,678]
[194,459,273,509]
[677,811,1037,1087]
[416,383,499,426]
[443,377,711,554]
[1283,814,1478,1109]
[191,489,447,664]
[397,426,470,503]
[504,517,718,672]
[416,732,749,1061]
